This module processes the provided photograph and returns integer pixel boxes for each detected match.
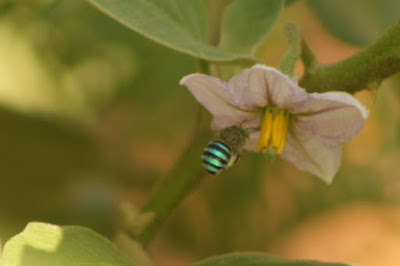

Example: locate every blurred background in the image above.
[0,0,400,265]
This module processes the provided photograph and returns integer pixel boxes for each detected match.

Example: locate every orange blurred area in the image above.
[271,203,400,266]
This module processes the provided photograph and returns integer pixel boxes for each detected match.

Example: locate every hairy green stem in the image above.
[135,120,210,247]
[300,19,400,93]
[280,22,301,77]
[300,37,320,74]
[133,60,212,247]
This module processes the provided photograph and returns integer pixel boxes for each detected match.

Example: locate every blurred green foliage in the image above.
[0,0,196,242]
[2,222,133,266]
[308,0,400,46]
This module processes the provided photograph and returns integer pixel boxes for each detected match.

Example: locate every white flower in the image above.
[180,65,369,183]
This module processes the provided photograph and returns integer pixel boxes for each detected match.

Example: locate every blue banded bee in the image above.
[202,126,249,174]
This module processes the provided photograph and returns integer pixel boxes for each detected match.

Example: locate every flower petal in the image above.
[281,128,342,183]
[180,74,258,130]
[290,92,368,147]
[227,67,269,109]
[225,65,309,110]
[235,65,309,109]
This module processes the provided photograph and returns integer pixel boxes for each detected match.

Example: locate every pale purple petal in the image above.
[180,74,258,130]
[225,65,309,110]
[281,128,342,183]
[290,92,368,147]
[251,65,309,109]
[290,91,369,116]
[227,67,269,109]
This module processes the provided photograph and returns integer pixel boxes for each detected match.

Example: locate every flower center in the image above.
[256,107,289,155]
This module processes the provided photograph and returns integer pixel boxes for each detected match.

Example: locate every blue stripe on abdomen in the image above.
[202,155,225,168]
[204,163,221,174]
[202,141,231,175]
[211,141,231,154]
[204,147,229,162]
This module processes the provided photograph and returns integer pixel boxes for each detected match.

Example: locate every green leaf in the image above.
[87,0,251,61]
[114,232,154,266]
[194,252,355,266]
[2,222,134,266]
[308,0,400,46]
[218,0,284,54]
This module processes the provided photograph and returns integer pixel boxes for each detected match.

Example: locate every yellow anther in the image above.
[256,111,273,152]
[276,115,289,155]
[271,112,284,150]
[257,108,289,155]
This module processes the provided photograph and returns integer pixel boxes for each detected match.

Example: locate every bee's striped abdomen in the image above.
[202,141,231,175]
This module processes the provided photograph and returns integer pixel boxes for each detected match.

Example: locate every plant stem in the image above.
[195,58,211,74]
[280,22,301,77]
[300,37,320,74]
[135,119,210,247]
[300,19,400,93]
[134,59,212,247]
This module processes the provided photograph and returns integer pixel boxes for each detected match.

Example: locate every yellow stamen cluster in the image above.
[256,107,289,155]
